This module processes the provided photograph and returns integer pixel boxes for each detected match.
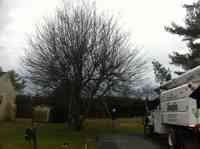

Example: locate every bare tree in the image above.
[23,2,147,130]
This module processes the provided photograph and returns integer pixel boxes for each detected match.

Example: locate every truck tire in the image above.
[168,129,176,149]
[144,117,153,137]
[144,125,153,137]
[168,128,184,149]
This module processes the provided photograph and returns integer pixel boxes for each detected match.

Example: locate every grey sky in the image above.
[0,0,195,75]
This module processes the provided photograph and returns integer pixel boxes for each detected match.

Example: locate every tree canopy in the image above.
[165,0,200,73]
[23,2,147,129]
[152,60,171,84]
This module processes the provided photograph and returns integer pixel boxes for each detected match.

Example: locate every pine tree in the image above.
[165,0,200,73]
[152,60,171,84]
[0,67,25,93]
[10,71,26,93]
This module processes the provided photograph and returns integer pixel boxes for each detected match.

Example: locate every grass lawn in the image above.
[0,118,143,149]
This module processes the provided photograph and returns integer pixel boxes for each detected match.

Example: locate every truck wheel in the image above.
[144,116,153,137]
[168,129,176,149]
[144,125,153,137]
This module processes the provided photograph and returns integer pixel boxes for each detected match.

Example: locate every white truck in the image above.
[144,66,200,149]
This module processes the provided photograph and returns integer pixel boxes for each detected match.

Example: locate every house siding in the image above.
[0,73,16,121]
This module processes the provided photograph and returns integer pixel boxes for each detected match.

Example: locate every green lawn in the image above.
[0,118,143,149]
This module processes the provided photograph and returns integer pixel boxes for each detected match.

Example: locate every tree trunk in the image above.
[66,86,82,131]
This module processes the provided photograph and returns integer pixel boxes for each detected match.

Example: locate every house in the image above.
[0,72,16,121]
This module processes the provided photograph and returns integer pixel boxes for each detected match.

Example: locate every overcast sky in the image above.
[0,0,195,75]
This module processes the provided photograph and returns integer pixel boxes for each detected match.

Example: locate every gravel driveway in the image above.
[96,134,167,149]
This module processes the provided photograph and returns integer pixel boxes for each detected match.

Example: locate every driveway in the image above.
[96,134,167,149]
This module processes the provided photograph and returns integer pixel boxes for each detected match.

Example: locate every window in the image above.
[190,86,200,108]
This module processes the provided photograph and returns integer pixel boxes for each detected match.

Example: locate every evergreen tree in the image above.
[0,67,25,93]
[165,0,200,73]
[152,60,171,84]
[10,71,26,94]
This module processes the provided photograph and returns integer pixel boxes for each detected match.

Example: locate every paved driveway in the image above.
[96,134,167,149]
